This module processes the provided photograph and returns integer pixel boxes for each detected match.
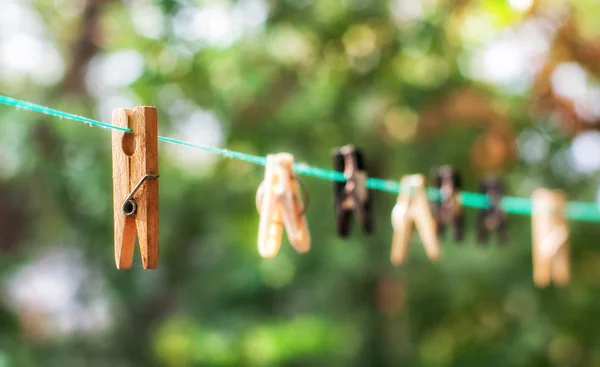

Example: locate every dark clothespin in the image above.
[434,166,464,242]
[476,177,507,244]
[333,145,374,238]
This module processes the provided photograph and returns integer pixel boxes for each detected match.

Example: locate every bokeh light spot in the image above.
[383,107,418,142]
[343,24,377,58]
[569,131,600,174]
[551,62,588,102]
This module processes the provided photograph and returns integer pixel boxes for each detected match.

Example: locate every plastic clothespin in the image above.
[332,145,374,238]
[390,174,440,265]
[531,188,570,288]
[434,166,464,242]
[256,153,310,258]
[112,107,159,269]
[476,177,507,245]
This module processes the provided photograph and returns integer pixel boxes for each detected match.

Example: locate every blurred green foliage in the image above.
[1,0,600,366]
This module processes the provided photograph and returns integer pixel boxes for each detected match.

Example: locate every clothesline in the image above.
[0,94,598,222]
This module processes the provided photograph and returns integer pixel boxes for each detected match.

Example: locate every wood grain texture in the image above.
[131,107,159,269]
[112,109,136,269]
[112,106,159,270]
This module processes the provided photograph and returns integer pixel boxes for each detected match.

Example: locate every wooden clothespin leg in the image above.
[256,155,284,257]
[256,153,310,258]
[532,188,569,287]
[390,174,440,265]
[112,107,159,269]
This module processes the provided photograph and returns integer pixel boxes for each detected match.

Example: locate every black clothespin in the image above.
[333,145,374,238]
[477,177,507,244]
[434,165,465,242]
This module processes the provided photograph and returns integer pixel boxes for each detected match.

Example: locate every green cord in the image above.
[0,95,131,132]
[1,95,599,222]
[157,136,267,166]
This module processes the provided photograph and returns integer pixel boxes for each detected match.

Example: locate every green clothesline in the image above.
[1,95,599,222]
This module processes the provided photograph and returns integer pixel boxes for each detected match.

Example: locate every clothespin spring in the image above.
[122,174,160,216]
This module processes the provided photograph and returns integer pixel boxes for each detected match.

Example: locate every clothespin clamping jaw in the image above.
[256,153,311,258]
[390,174,440,265]
[532,188,570,288]
[333,145,374,238]
[434,166,464,242]
[112,107,159,269]
[477,177,507,245]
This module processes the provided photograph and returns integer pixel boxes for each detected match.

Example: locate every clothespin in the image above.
[434,166,465,242]
[112,107,159,269]
[332,145,374,238]
[390,174,440,265]
[476,177,507,245]
[531,188,570,288]
[256,153,310,258]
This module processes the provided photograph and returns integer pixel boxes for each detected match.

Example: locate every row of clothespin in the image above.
[110,107,570,288]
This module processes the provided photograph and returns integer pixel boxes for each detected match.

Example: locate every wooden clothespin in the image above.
[477,177,507,245]
[112,107,159,269]
[532,188,570,288]
[434,166,464,242]
[256,153,310,258]
[390,174,440,265]
[333,145,374,238]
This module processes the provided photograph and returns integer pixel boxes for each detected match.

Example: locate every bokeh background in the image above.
[1,0,600,366]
